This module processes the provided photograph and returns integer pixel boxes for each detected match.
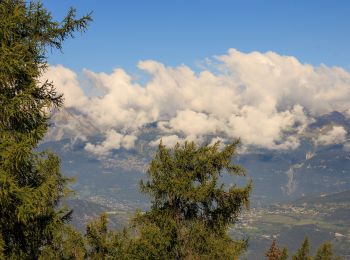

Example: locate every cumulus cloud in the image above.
[315,126,347,146]
[43,49,350,154]
[163,110,222,140]
[43,65,87,108]
[85,130,137,156]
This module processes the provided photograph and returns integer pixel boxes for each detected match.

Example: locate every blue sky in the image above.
[43,0,350,73]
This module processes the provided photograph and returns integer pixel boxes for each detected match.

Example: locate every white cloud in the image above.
[43,65,87,108]
[45,49,350,154]
[315,126,347,146]
[166,110,221,138]
[85,130,137,156]
[121,134,138,150]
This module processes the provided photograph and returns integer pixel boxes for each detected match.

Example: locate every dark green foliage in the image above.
[39,225,86,260]
[293,237,312,260]
[0,0,91,258]
[140,140,251,229]
[281,248,289,260]
[314,242,342,260]
[0,235,4,260]
[266,237,344,260]
[86,213,110,259]
[82,141,252,259]
[85,214,128,259]
[129,140,252,259]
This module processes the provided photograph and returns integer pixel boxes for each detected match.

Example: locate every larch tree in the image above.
[314,242,342,260]
[127,140,252,259]
[0,0,91,258]
[265,237,343,260]
[293,237,312,260]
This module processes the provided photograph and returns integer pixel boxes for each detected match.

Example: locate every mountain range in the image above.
[42,109,350,206]
[39,108,350,257]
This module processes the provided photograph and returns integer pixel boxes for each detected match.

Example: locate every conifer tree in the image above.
[314,242,342,260]
[0,235,4,260]
[39,225,86,260]
[128,140,252,259]
[267,238,343,260]
[0,0,91,258]
[266,240,288,260]
[85,213,128,259]
[293,237,312,260]
[281,248,288,260]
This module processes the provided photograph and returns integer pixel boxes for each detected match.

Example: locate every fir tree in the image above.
[85,213,128,259]
[266,238,343,260]
[39,225,86,260]
[0,0,91,258]
[293,237,312,260]
[128,140,252,259]
[314,242,342,260]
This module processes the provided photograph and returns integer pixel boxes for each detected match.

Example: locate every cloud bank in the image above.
[85,130,137,156]
[315,126,347,146]
[44,49,350,156]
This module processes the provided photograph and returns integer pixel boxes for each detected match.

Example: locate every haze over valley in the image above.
[41,49,350,258]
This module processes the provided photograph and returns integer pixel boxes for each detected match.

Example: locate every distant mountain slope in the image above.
[62,198,131,232]
[237,189,350,259]
[40,109,350,258]
[294,189,350,205]
[40,109,350,210]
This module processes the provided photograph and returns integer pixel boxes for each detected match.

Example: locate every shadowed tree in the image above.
[0,0,91,258]
[0,235,4,260]
[38,225,86,260]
